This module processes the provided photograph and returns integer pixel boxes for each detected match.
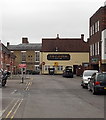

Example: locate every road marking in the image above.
[2,98,16,115]
[3,98,23,119]
[5,99,20,119]
[10,99,23,119]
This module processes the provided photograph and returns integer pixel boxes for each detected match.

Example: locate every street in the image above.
[1,75,105,119]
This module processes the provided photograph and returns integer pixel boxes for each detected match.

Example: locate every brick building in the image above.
[7,38,42,73]
[40,34,89,75]
[0,41,16,73]
[88,3,106,71]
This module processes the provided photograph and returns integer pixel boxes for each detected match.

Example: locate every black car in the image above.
[88,72,106,94]
[63,66,73,78]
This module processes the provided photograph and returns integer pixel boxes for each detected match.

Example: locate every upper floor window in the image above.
[97,21,100,32]
[95,22,98,33]
[90,45,92,56]
[95,43,98,56]
[98,42,100,55]
[21,51,26,62]
[35,51,40,61]
[105,38,106,54]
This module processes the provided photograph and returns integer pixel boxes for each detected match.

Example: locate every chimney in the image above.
[7,42,10,47]
[57,34,59,39]
[81,34,84,41]
[22,37,29,44]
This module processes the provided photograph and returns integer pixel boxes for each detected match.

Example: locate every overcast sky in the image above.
[0,0,105,45]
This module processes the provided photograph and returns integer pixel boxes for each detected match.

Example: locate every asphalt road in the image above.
[0,75,105,119]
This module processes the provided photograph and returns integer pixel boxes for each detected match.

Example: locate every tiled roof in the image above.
[8,43,42,51]
[41,38,89,52]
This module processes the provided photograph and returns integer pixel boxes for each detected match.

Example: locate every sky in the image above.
[0,0,105,45]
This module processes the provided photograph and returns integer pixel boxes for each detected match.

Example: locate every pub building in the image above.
[40,34,89,75]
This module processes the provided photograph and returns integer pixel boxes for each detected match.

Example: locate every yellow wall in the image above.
[13,51,36,71]
[41,52,89,74]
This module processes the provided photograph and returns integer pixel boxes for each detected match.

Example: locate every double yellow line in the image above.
[3,98,23,119]
[24,81,32,91]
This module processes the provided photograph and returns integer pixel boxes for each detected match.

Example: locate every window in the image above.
[95,22,98,33]
[35,65,39,71]
[92,25,94,35]
[97,21,99,31]
[92,44,94,56]
[57,66,63,71]
[105,38,106,54]
[90,45,92,56]
[95,43,97,56]
[44,65,50,71]
[35,51,40,61]
[98,42,100,55]
[90,26,92,36]
[21,51,26,62]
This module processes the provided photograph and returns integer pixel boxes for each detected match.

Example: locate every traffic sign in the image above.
[42,62,45,65]
[54,62,58,66]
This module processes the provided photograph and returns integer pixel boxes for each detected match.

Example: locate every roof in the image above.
[8,43,42,51]
[41,38,89,52]
[2,44,16,58]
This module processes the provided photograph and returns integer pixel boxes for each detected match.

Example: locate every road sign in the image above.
[42,62,45,65]
[19,64,26,68]
[54,62,58,67]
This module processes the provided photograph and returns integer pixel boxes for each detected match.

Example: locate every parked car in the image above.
[81,70,98,88]
[63,66,73,78]
[88,72,106,94]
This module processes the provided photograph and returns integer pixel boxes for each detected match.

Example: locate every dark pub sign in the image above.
[47,54,70,60]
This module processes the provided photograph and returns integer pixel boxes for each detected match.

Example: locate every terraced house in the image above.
[7,38,42,74]
[40,34,89,75]
[0,41,16,73]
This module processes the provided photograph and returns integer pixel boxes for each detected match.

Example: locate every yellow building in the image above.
[40,34,89,74]
[7,38,41,74]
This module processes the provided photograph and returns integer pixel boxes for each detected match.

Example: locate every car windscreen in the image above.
[97,73,106,81]
[84,71,97,76]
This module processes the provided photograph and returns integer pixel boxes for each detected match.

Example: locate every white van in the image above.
[81,70,98,88]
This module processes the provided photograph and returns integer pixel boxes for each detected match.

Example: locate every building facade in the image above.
[89,4,106,71]
[7,38,42,74]
[0,41,16,73]
[40,34,89,74]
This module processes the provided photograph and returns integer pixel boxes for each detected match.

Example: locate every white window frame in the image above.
[95,22,98,33]
[35,51,40,62]
[95,43,97,55]
[98,42,99,55]
[57,66,63,71]
[97,21,100,32]
[90,45,92,56]
[44,65,50,71]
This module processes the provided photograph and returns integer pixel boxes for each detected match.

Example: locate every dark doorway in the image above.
[73,65,78,74]
[92,64,99,71]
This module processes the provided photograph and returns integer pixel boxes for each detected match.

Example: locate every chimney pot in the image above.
[81,34,84,41]
[7,42,10,47]
[57,34,59,39]
[22,37,29,44]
